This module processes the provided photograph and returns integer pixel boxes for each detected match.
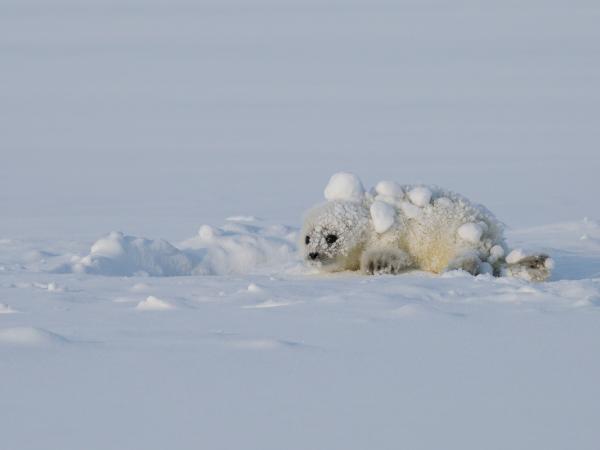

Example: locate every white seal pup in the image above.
[301,173,553,281]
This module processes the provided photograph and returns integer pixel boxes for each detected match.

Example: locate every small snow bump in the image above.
[228,338,302,350]
[0,303,18,314]
[0,327,68,346]
[243,299,296,309]
[247,283,263,293]
[198,225,218,241]
[113,296,138,303]
[506,249,527,264]
[375,180,403,197]
[457,223,483,244]
[130,282,151,292]
[407,187,432,207]
[226,215,258,222]
[135,296,175,311]
[90,233,124,258]
[391,304,422,318]
[489,245,505,261]
[478,262,494,275]
[370,200,395,233]
[32,281,64,292]
[572,298,594,308]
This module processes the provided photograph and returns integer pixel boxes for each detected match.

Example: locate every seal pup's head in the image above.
[301,200,370,272]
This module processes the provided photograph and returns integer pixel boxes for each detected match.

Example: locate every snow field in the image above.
[1,217,600,450]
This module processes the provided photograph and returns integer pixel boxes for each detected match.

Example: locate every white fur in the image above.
[301,173,553,281]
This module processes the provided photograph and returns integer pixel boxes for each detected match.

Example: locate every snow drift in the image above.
[64,218,298,277]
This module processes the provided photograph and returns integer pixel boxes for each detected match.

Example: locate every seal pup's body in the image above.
[301,174,553,281]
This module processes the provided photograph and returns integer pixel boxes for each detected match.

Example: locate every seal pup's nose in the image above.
[309,252,319,260]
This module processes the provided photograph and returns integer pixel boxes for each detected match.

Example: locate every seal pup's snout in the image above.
[309,252,319,260]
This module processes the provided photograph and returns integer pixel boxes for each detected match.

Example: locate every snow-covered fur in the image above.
[301,173,553,281]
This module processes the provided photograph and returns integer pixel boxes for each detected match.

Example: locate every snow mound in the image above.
[374,180,403,197]
[458,222,484,243]
[0,327,68,346]
[180,222,297,275]
[407,186,432,207]
[324,172,365,202]
[64,221,297,277]
[136,296,174,311]
[489,245,505,263]
[370,201,396,233]
[72,232,195,276]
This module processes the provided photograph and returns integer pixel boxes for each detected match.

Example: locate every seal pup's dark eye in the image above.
[305,236,310,245]
[325,234,338,245]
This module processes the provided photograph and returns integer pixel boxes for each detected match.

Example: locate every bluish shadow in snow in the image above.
[550,251,600,281]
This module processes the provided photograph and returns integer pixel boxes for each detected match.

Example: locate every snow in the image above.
[246,282,264,293]
[62,221,297,277]
[2,0,600,449]
[370,200,396,233]
[489,244,506,263]
[71,232,195,276]
[179,221,297,275]
[478,261,494,275]
[0,303,18,314]
[407,186,433,207]
[323,172,365,202]
[457,222,484,243]
[2,219,600,449]
[375,180,404,198]
[506,248,528,264]
[135,295,175,311]
[0,327,68,346]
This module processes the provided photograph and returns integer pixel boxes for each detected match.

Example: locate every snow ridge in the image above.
[63,219,298,277]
